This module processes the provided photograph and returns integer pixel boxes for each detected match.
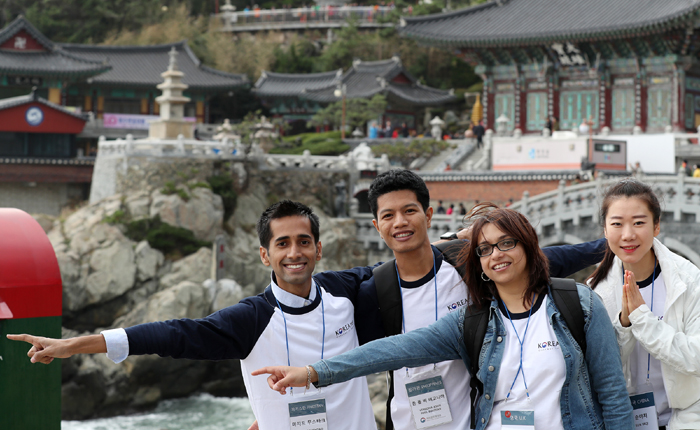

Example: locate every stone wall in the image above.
[91,155,221,204]
[0,182,85,216]
[426,179,564,207]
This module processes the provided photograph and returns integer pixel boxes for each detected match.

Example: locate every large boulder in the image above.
[150,187,224,241]
[159,247,212,290]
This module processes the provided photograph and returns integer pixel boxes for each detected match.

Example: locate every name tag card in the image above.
[501,410,535,430]
[288,399,328,430]
[406,376,453,429]
[630,392,659,430]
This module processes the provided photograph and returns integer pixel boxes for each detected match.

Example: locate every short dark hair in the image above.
[458,203,550,309]
[367,169,430,218]
[256,200,320,249]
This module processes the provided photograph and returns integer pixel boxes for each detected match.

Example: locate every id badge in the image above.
[500,410,535,430]
[405,375,453,429]
[630,392,659,430]
[288,398,328,430]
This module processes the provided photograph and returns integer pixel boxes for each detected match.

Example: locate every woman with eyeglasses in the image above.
[590,179,700,430]
[254,204,633,430]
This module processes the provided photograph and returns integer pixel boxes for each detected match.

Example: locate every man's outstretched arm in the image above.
[7,333,106,364]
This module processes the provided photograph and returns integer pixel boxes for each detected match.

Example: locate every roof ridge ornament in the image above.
[352,58,362,69]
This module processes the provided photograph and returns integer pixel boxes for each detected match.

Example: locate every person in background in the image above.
[384,120,393,138]
[473,120,485,149]
[369,121,378,139]
[694,164,700,178]
[400,122,409,138]
[436,200,446,214]
[446,203,454,215]
[590,179,700,429]
[628,161,643,178]
[459,203,467,215]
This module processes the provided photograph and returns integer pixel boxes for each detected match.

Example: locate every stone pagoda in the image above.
[150,47,193,139]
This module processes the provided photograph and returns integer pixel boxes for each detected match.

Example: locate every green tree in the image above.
[308,94,387,130]
[273,40,318,74]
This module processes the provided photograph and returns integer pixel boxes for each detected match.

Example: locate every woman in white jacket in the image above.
[590,179,700,430]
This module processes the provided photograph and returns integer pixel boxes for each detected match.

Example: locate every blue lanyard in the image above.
[622,259,656,383]
[274,281,325,395]
[395,251,438,333]
[502,293,535,400]
[395,252,438,377]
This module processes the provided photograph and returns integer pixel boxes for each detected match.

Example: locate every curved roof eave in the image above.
[399,2,700,49]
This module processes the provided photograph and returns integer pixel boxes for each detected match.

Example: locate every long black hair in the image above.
[588,179,661,289]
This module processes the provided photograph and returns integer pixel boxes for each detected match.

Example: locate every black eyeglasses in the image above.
[476,238,519,257]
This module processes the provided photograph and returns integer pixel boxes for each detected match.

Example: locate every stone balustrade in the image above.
[97,135,239,158]
[213,5,395,31]
[510,174,700,237]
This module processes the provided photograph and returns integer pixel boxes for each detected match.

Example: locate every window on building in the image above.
[65,95,84,110]
[526,92,547,131]
[612,88,635,130]
[103,98,141,114]
[647,87,672,130]
[559,91,598,131]
[495,93,515,131]
[0,132,74,157]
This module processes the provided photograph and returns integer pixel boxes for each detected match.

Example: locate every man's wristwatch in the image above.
[440,231,459,240]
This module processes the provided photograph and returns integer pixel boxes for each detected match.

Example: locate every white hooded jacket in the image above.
[594,238,700,429]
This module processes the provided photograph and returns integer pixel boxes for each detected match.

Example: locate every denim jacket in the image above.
[313,284,633,430]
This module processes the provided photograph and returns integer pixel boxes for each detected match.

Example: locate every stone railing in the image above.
[510,174,700,236]
[353,212,464,249]
[256,149,391,172]
[214,6,395,30]
[96,135,239,158]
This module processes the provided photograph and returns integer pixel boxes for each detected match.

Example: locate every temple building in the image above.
[0,90,92,214]
[0,16,248,137]
[254,56,457,134]
[400,0,700,134]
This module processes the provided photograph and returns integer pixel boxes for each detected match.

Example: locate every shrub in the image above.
[207,175,238,221]
[103,209,126,225]
[124,216,210,258]
[272,131,348,156]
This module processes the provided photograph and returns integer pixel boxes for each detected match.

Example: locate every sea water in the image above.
[61,393,255,430]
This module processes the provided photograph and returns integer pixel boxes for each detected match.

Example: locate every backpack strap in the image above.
[462,304,490,429]
[435,239,467,279]
[372,259,403,337]
[550,277,586,356]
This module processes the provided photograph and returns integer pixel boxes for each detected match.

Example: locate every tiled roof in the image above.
[59,41,249,89]
[400,0,700,47]
[259,57,456,106]
[0,16,55,50]
[254,70,342,97]
[0,16,110,76]
[0,91,88,121]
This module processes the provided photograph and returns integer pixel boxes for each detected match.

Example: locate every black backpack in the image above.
[372,240,587,430]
